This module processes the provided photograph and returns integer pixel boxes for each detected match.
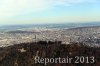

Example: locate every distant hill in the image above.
[1,22,100,31]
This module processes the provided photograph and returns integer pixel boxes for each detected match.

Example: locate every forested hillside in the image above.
[0,41,100,66]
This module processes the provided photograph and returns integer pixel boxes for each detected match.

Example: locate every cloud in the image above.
[0,0,98,19]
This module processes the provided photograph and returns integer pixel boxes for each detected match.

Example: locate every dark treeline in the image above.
[0,41,100,66]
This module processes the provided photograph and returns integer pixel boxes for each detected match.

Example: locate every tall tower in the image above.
[35,34,37,43]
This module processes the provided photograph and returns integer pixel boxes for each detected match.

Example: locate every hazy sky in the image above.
[0,0,100,25]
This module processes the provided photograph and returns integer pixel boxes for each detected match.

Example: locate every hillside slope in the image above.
[0,41,100,66]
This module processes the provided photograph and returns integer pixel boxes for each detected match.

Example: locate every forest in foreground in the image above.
[0,41,100,66]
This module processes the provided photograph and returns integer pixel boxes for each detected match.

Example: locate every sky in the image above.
[0,0,100,25]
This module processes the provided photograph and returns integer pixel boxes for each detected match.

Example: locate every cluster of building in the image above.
[0,27,100,47]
